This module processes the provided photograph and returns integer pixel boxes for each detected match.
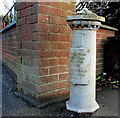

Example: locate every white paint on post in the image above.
[66,8,105,113]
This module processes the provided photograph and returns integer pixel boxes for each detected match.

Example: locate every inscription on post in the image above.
[68,48,90,85]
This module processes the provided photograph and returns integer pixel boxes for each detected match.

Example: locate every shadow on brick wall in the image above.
[104,36,120,80]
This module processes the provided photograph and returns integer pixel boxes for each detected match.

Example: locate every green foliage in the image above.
[96,72,120,89]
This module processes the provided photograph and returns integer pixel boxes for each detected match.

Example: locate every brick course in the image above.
[2,26,17,74]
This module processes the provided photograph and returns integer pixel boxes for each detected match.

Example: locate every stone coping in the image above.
[100,24,118,31]
[0,20,118,33]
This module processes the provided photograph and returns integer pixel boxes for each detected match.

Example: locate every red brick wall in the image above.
[2,25,17,74]
[15,2,39,97]
[2,2,116,100]
[15,2,75,99]
[38,2,75,97]
[96,29,115,74]
[36,2,75,98]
